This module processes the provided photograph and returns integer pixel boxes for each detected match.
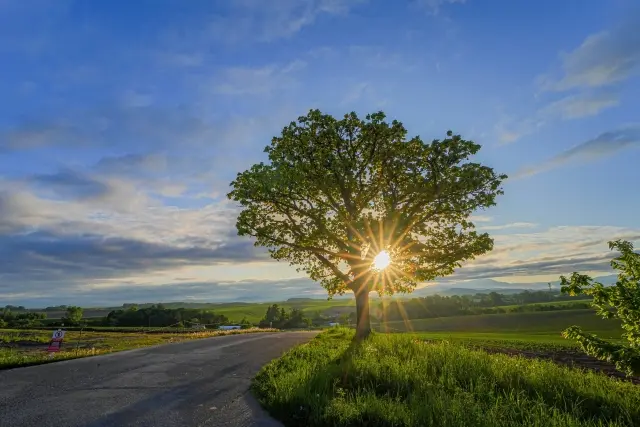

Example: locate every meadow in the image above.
[253,328,640,427]
[377,309,622,337]
[0,327,277,370]
[209,299,356,323]
[32,298,356,325]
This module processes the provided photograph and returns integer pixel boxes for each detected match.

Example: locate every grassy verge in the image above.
[253,328,640,427]
[0,327,277,370]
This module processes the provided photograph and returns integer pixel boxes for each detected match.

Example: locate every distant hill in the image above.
[23,274,618,312]
[409,274,618,297]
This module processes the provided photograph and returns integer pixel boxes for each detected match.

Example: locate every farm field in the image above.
[211,299,356,323]
[253,328,640,427]
[28,298,592,325]
[376,310,630,383]
[28,298,357,324]
[377,309,622,337]
[0,327,277,370]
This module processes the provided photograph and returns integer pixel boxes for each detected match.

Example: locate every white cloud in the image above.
[340,81,387,107]
[121,90,153,108]
[499,13,638,145]
[477,222,538,231]
[469,215,492,223]
[540,18,640,92]
[213,60,307,95]
[496,91,619,144]
[540,92,619,120]
[458,225,640,280]
[515,125,640,178]
[495,116,545,145]
[413,0,466,15]
[208,0,366,43]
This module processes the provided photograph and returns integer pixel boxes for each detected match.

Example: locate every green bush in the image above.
[561,240,640,376]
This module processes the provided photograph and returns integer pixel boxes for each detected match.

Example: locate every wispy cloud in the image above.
[469,215,493,223]
[0,276,322,307]
[540,91,620,120]
[154,51,204,68]
[499,13,639,145]
[515,125,640,178]
[208,0,366,43]
[456,225,640,281]
[538,15,640,92]
[477,222,538,231]
[340,81,387,107]
[413,0,466,16]
[497,91,620,144]
[495,117,545,145]
[212,60,307,95]
[121,90,154,108]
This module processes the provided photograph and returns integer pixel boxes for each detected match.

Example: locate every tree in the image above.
[560,240,640,376]
[63,306,83,325]
[488,291,504,306]
[228,110,506,340]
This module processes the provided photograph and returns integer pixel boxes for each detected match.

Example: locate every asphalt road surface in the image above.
[0,331,318,427]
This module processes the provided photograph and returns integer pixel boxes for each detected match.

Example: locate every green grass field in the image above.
[253,328,640,427]
[0,327,277,370]
[30,298,590,325]
[377,309,622,336]
[29,298,357,323]
[208,299,356,323]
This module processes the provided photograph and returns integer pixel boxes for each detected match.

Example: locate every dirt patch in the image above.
[0,340,47,349]
[480,346,640,384]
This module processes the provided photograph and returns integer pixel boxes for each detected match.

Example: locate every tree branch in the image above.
[314,253,351,284]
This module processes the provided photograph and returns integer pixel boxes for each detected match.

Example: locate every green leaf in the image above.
[560,240,640,375]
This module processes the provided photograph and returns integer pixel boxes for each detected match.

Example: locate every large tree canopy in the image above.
[228,110,506,339]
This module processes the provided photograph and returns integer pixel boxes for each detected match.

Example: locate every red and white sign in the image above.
[47,329,66,353]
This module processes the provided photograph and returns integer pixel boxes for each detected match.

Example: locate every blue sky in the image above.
[1,0,639,307]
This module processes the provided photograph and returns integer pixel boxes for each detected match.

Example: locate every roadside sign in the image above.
[47,329,65,353]
[51,329,66,340]
[47,340,63,352]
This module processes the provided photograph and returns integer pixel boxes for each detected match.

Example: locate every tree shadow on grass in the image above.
[256,335,640,427]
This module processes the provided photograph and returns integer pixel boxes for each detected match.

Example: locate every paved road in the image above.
[0,331,318,427]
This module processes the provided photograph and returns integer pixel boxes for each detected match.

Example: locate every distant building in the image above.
[191,323,206,330]
[328,322,340,327]
[218,325,242,330]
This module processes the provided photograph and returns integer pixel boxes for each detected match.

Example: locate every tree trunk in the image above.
[354,286,371,341]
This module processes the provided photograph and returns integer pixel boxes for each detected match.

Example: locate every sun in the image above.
[372,250,392,271]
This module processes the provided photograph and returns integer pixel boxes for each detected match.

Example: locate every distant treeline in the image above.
[103,304,232,327]
[379,291,591,322]
[258,304,311,329]
[1,290,593,329]
[0,310,46,328]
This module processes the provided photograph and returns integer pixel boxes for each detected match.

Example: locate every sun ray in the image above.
[394,297,414,333]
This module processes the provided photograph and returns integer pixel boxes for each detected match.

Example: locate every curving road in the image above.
[0,331,318,427]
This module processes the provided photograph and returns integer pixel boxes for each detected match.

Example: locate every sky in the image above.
[1,0,639,307]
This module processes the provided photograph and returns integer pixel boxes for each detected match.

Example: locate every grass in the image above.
[253,328,640,427]
[412,331,580,351]
[0,327,277,370]
[377,309,624,352]
[377,309,622,337]
[27,299,356,324]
